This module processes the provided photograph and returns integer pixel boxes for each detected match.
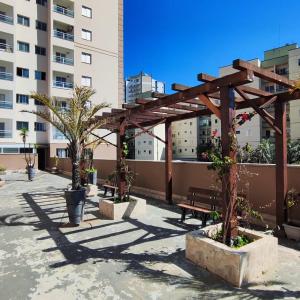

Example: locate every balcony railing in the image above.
[0,43,13,53]
[0,72,13,81]
[53,55,74,66]
[0,130,12,138]
[0,100,13,109]
[53,81,73,89]
[0,13,13,25]
[53,4,74,18]
[53,30,74,41]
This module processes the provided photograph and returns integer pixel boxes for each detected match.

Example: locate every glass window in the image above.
[35,71,46,80]
[16,67,29,78]
[35,46,46,56]
[17,15,30,27]
[56,148,69,158]
[82,6,92,18]
[81,29,92,41]
[17,41,30,53]
[34,99,44,106]
[81,52,91,64]
[3,148,19,154]
[34,122,46,131]
[16,94,29,104]
[36,0,47,6]
[16,121,29,130]
[36,20,47,31]
[81,76,92,87]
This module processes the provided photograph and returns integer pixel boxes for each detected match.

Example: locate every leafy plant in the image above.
[19,128,36,168]
[22,86,110,190]
[0,165,6,172]
[85,167,97,174]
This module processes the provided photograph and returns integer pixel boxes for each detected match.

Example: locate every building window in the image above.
[81,29,92,41]
[56,148,69,158]
[149,150,152,154]
[36,20,47,31]
[82,6,92,18]
[17,67,29,78]
[35,46,46,56]
[266,130,271,139]
[34,99,44,106]
[17,41,30,53]
[16,94,29,104]
[298,59,300,66]
[17,15,30,27]
[215,119,218,124]
[81,76,92,87]
[81,52,91,64]
[179,149,182,153]
[34,122,46,132]
[36,0,47,6]
[236,130,240,134]
[35,71,46,80]
[16,121,29,130]
[148,141,152,145]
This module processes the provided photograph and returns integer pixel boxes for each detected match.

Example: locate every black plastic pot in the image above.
[65,189,86,225]
[88,171,97,185]
[27,166,35,181]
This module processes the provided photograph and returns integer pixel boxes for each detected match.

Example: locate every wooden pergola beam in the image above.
[233,59,295,88]
[235,87,282,134]
[198,72,273,98]
[128,120,166,144]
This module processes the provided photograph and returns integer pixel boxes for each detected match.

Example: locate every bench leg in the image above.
[202,213,208,227]
[104,187,107,197]
[181,208,186,222]
[112,189,115,197]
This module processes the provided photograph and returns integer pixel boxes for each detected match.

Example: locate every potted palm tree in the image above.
[19,128,36,181]
[22,86,109,225]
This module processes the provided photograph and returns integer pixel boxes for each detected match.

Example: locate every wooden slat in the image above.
[198,94,221,119]
[233,59,295,88]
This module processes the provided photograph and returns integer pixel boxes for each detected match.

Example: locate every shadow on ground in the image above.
[2,188,298,299]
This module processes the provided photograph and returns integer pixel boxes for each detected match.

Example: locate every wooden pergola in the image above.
[97,59,300,235]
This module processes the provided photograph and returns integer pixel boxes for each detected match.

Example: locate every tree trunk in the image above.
[70,141,81,190]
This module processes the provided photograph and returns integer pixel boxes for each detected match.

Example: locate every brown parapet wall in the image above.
[46,157,300,225]
[0,154,39,171]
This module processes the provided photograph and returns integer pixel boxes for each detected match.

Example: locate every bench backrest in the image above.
[187,187,247,211]
[187,187,221,210]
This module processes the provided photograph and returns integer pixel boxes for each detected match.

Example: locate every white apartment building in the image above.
[125,73,165,160]
[0,0,123,168]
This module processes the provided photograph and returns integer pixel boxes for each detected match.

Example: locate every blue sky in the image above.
[124,0,300,93]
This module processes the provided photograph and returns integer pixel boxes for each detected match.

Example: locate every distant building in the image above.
[125,73,165,160]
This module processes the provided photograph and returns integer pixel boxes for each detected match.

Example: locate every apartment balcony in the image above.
[0,118,13,139]
[0,71,13,81]
[53,4,74,18]
[53,30,74,42]
[53,80,73,89]
[0,100,13,109]
[0,35,14,62]
[0,13,13,25]
[52,128,67,140]
[53,0,74,27]
[0,3,14,34]
[53,55,73,66]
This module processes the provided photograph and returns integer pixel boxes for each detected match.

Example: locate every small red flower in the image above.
[241,112,250,122]
[212,129,218,138]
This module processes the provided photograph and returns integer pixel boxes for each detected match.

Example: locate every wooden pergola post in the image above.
[275,101,287,233]
[220,86,238,244]
[165,121,173,204]
[117,119,126,199]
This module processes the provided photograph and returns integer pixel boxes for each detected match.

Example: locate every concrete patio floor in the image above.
[0,172,299,300]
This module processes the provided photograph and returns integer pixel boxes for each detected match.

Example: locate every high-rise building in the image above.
[0,0,123,165]
[125,73,165,160]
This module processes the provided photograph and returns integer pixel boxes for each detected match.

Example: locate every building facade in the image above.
[125,73,165,160]
[0,0,123,167]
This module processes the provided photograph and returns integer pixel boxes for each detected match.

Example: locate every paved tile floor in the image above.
[0,172,299,300]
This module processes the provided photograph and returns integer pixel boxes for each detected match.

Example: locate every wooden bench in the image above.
[177,187,221,226]
[103,184,130,197]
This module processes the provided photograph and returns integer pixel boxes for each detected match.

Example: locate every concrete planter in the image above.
[186,224,278,287]
[283,223,300,241]
[86,184,98,197]
[99,196,146,220]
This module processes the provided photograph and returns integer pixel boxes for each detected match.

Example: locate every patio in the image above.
[0,172,299,299]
